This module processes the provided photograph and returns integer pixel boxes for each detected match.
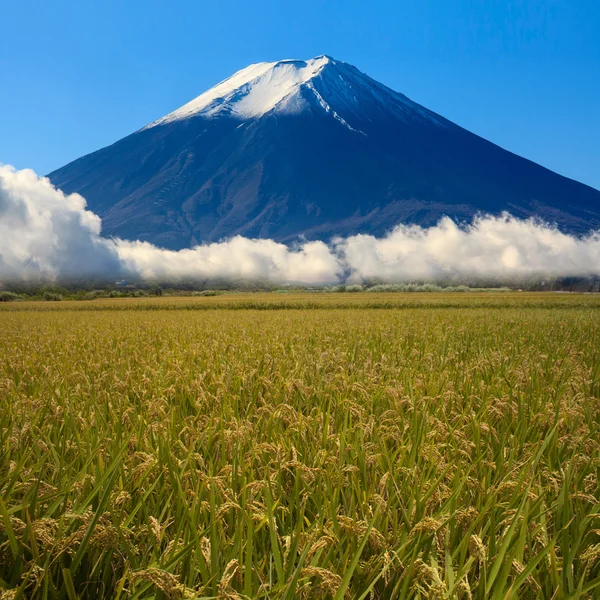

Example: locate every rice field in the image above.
[1,293,600,599]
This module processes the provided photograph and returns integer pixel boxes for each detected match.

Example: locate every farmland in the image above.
[1,293,600,598]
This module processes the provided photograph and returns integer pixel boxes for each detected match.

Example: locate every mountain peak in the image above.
[147,55,337,128]
[144,54,450,133]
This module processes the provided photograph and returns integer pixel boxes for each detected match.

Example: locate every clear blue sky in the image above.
[1,0,599,190]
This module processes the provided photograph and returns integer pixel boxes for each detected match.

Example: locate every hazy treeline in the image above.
[1,277,598,302]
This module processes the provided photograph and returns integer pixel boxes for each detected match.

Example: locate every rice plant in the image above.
[1,293,599,598]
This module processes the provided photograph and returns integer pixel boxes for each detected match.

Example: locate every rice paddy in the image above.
[1,293,600,598]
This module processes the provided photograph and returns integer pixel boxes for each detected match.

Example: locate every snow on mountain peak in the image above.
[146,55,448,131]
[148,56,334,127]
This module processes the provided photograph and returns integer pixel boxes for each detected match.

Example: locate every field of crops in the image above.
[1,293,600,599]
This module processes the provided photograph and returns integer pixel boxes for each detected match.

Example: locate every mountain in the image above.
[49,56,600,249]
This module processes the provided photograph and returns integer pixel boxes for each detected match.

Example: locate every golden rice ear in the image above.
[217,559,243,600]
[129,568,197,599]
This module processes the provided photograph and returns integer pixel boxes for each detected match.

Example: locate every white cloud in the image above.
[337,216,600,283]
[0,165,121,280]
[1,165,599,285]
[116,237,341,284]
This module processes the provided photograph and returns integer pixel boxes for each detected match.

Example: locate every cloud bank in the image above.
[339,216,600,283]
[0,166,121,280]
[1,164,599,285]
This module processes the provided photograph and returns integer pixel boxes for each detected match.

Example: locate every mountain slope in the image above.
[49,56,600,249]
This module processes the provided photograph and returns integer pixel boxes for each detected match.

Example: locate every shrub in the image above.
[0,291,21,302]
[42,291,63,301]
[192,290,224,297]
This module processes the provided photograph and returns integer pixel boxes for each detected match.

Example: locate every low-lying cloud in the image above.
[1,164,599,285]
[339,216,600,283]
[0,166,121,280]
[116,237,341,283]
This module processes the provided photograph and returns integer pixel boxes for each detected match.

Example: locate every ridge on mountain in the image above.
[48,55,600,250]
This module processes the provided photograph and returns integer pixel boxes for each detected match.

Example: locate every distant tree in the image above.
[0,291,21,302]
[39,285,68,301]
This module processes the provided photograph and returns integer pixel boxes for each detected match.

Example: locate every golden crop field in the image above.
[1,293,600,599]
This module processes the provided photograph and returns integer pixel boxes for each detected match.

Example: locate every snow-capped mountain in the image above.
[49,56,600,249]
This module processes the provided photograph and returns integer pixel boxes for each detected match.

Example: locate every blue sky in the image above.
[1,0,599,190]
